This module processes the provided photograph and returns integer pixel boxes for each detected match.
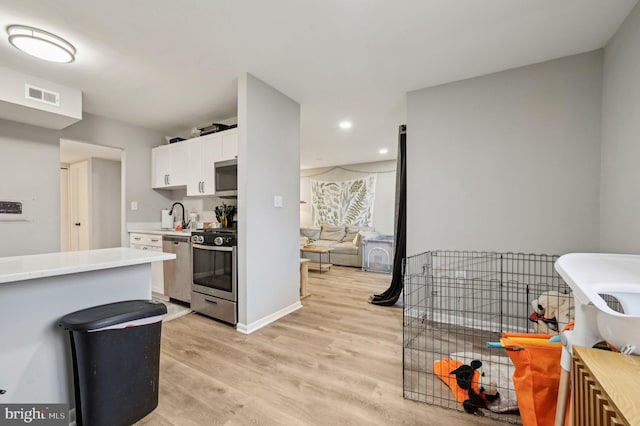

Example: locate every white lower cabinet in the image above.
[130,233,164,294]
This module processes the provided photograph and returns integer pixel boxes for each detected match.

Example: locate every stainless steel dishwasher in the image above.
[162,235,192,303]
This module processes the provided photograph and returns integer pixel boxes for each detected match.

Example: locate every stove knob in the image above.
[192,235,204,244]
[191,236,198,243]
[214,236,224,246]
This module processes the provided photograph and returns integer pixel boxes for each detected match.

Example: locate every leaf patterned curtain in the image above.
[311,175,376,226]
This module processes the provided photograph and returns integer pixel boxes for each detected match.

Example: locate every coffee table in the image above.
[300,246,334,273]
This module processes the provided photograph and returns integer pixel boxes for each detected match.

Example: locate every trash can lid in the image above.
[59,300,168,331]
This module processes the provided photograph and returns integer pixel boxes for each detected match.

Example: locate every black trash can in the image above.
[59,300,167,426]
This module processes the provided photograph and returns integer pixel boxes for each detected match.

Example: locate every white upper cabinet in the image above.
[151,145,170,188]
[221,130,238,160]
[152,127,238,194]
[151,142,189,189]
[187,133,222,196]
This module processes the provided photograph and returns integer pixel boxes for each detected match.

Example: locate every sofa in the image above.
[300,224,379,268]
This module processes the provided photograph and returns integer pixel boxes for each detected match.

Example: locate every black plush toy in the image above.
[450,359,500,415]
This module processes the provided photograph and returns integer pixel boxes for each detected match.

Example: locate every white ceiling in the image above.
[0,1,637,169]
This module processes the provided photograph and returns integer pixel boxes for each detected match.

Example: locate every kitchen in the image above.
[0,64,302,321]
[129,125,241,325]
[0,61,301,410]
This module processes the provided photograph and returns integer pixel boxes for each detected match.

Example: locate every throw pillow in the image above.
[342,225,361,243]
[320,224,346,241]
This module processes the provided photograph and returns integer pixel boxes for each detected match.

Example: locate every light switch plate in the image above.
[274,195,283,208]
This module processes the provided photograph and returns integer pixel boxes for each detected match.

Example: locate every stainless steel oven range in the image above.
[191,229,237,325]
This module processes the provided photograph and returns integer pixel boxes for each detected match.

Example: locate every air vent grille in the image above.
[25,84,60,106]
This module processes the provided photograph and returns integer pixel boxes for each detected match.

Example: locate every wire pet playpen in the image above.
[403,251,572,424]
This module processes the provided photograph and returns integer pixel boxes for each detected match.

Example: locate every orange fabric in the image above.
[433,358,480,404]
[500,333,569,426]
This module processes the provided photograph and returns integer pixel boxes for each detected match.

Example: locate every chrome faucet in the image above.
[168,202,189,228]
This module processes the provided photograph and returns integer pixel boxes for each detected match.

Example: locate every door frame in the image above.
[59,138,126,249]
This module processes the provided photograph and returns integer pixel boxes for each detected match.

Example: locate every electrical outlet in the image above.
[131,201,138,211]
[273,195,283,208]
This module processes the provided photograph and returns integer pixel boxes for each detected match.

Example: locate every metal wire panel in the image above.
[403,251,571,424]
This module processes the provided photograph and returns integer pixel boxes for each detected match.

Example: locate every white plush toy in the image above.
[529,290,574,335]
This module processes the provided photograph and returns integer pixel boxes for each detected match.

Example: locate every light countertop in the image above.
[129,229,194,237]
[0,247,176,284]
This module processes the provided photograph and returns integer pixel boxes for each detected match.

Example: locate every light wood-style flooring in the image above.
[138,266,496,425]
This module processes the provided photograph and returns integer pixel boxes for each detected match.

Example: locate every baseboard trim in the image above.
[236,301,302,334]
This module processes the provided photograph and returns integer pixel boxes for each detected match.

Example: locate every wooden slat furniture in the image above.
[300,245,334,272]
[299,258,311,299]
[571,346,640,426]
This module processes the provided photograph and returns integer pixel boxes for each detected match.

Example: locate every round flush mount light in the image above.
[379,148,389,154]
[338,120,352,130]
[7,25,76,63]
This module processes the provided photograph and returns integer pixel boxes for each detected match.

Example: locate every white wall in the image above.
[0,66,82,129]
[59,113,171,245]
[407,51,603,256]
[165,188,237,227]
[90,158,121,248]
[238,73,301,331]
[600,2,640,254]
[300,160,397,235]
[0,113,170,256]
[0,119,60,256]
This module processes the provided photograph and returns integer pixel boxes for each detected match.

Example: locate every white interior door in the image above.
[70,161,90,250]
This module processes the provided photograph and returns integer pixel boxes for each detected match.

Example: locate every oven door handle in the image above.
[192,243,234,252]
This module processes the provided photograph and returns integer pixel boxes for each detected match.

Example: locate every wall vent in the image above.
[25,84,60,106]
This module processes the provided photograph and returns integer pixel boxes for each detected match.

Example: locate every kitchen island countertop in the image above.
[0,247,175,284]
[0,247,175,406]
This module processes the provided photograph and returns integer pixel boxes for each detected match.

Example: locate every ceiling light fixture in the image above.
[339,120,352,130]
[7,25,76,63]
[379,148,388,154]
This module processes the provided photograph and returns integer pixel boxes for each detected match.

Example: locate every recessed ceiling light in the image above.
[7,25,76,63]
[379,148,388,154]
[339,121,352,129]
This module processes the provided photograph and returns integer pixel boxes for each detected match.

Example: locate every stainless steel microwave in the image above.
[214,159,237,198]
